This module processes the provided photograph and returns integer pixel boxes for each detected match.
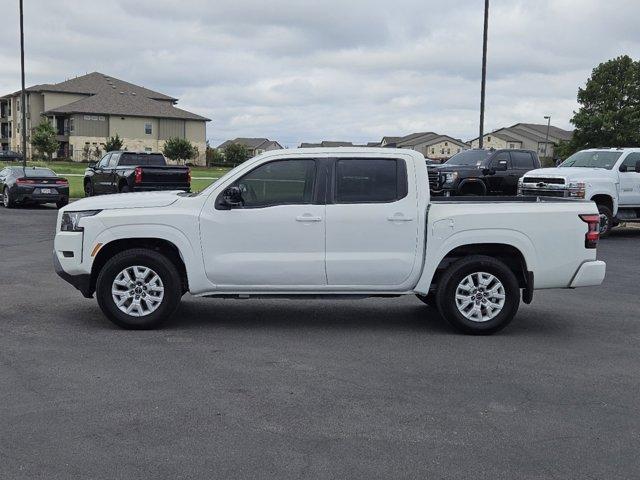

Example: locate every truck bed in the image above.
[430,195,589,204]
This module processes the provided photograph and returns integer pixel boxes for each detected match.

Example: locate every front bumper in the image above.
[569,260,606,288]
[53,251,93,298]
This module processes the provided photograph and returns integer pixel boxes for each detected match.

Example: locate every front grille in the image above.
[522,189,566,198]
[522,177,565,185]
[427,169,441,190]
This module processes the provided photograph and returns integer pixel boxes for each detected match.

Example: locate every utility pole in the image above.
[478,0,489,149]
[543,115,551,158]
[19,0,27,170]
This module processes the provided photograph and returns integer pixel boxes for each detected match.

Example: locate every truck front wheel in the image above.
[436,255,520,335]
[95,248,183,329]
[596,204,613,238]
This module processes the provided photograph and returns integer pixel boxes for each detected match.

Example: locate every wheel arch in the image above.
[415,232,536,301]
[457,178,487,195]
[590,193,614,212]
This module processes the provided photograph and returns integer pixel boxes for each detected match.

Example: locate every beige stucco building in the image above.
[469,123,573,159]
[0,72,210,165]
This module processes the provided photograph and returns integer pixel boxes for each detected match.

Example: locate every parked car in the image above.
[429,149,541,196]
[0,166,69,208]
[0,150,24,162]
[83,151,190,196]
[518,148,640,236]
[54,148,606,335]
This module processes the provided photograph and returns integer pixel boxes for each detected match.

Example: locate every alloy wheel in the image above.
[111,266,165,317]
[455,272,506,322]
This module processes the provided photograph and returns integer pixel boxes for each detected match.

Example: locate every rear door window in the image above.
[621,153,640,172]
[490,152,511,169]
[511,151,535,169]
[335,158,407,203]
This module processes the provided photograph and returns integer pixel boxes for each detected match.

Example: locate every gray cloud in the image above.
[1,0,639,147]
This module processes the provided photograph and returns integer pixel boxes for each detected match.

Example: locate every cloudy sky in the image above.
[1,0,639,147]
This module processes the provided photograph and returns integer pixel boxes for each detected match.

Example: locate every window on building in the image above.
[441,148,445,155]
[444,142,448,146]
[145,147,152,152]
[487,136,491,142]
[457,148,461,153]
[16,99,20,112]
[335,159,406,203]
[431,148,435,154]
[145,123,152,135]
[447,148,450,154]
[235,159,316,207]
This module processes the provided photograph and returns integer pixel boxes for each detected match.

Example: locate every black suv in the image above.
[429,149,541,196]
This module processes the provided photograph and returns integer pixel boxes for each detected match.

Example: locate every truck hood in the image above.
[66,191,182,211]
[523,167,615,181]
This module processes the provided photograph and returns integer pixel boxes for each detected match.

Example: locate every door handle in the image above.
[296,214,322,222]
[387,214,413,222]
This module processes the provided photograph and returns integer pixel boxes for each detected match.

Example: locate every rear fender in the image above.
[414,229,536,294]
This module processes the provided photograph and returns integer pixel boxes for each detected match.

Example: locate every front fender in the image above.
[414,228,536,294]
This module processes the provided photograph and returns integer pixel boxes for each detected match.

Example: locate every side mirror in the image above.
[222,186,244,208]
[88,161,97,169]
[636,160,640,173]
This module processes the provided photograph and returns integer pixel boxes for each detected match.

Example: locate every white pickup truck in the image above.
[54,148,606,335]
[519,148,640,236]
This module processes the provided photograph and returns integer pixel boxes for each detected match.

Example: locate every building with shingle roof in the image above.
[469,122,573,158]
[217,138,283,157]
[0,72,210,164]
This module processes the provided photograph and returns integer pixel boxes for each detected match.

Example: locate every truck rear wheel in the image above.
[435,255,520,335]
[95,248,182,329]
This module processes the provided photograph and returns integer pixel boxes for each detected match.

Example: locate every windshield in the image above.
[559,151,622,169]
[444,150,490,166]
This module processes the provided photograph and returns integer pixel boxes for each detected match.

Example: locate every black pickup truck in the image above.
[428,149,541,196]
[83,151,190,196]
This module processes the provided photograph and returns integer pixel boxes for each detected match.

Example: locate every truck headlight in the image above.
[567,182,585,198]
[443,172,459,184]
[61,210,101,232]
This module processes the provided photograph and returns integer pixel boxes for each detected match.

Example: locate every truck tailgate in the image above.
[140,166,190,188]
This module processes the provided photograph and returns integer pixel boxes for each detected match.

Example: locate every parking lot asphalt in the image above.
[1,205,639,480]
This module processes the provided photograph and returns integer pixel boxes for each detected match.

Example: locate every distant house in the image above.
[469,123,573,158]
[299,141,355,148]
[379,132,469,160]
[217,137,283,157]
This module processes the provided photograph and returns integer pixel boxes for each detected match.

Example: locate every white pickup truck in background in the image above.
[519,148,640,236]
[54,148,606,335]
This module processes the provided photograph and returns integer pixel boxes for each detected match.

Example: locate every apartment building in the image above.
[470,123,573,158]
[217,138,283,157]
[0,72,210,164]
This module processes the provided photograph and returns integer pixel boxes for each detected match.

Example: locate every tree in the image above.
[206,141,225,166]
[105,134,124,152]
[162,137,198,164]
[568,55,640,153]
[30,121,59,160]
[223,142,250,166]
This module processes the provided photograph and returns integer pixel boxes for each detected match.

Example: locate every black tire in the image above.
[56,198,68,209]
[120,184,130,193]
[95,248,183,329]
[84,180,94,197]
[416,292,436,307]
[435,255,520,335]
[3,187,15,208]
[596,204,613,238]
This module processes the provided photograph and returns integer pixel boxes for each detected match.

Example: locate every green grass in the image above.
[2,160,231,198]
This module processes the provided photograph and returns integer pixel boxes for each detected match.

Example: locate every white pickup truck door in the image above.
[199,159,327,287]
[618,152,640,206]
[325,158,419,286]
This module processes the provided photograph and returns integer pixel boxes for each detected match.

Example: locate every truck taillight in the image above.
[579,214,600,249]
[134,167,143,184]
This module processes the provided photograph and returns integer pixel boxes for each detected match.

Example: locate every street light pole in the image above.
[543,115,551,158]
[478,0,489,149]
[19,0,27,170]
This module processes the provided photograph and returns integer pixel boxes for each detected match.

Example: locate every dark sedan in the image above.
[0,166,69,208]
[0,150,24,162]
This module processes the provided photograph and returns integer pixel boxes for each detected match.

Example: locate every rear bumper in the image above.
[569,260,606,288]
[132,185,190,192]
[53,251,93,298]
[14,186,69,203]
